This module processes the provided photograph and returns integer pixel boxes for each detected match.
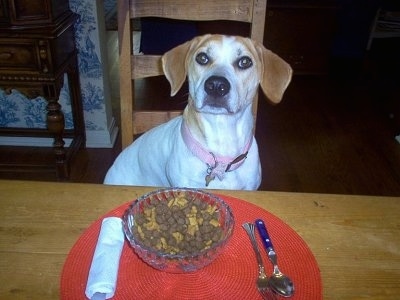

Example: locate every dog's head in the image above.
[162,34,292,114]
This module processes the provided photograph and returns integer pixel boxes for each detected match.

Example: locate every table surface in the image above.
[0,179,399,299]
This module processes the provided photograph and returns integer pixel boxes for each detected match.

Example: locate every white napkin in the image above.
[85,217,125,299]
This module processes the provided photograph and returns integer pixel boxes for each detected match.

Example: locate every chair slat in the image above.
[132,55,163,79]
[132,111,183,135]
[130,0,253,23]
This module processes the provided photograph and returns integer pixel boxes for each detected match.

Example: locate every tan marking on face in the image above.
[185,35,262,115]
[162,34,292,127]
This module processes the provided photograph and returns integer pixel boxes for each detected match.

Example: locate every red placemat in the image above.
[61,195,322,299]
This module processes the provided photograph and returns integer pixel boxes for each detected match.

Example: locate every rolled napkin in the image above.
[85,217,125,299]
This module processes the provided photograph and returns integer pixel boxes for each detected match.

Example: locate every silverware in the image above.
[242,222,277,300]
[255,219,295,297]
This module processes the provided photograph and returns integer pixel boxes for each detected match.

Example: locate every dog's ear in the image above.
[256,43,292,104]
[161,40,192,96]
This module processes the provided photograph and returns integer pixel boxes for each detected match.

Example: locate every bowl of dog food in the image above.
[122,188,235,273]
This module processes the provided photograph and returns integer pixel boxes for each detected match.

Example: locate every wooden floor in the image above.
[256,75,400,196]
[1,34,400,197]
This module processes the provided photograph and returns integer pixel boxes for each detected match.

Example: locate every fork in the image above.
[242,223,277,300]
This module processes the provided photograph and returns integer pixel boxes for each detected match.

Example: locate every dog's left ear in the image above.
[256,43,293,104]
[161,40,192,96]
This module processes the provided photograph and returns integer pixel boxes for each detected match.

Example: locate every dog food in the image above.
[131,193,223,255]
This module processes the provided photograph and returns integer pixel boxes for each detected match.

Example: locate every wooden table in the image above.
[0,180,399,299]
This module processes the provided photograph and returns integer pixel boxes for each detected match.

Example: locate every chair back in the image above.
[118,0,267,148]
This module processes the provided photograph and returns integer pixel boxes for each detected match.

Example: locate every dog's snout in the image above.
[204,76,230,97]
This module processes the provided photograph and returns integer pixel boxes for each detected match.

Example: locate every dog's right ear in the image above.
[162,40,192,96]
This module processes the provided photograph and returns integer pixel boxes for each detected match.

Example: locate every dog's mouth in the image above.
[201,96,235,114]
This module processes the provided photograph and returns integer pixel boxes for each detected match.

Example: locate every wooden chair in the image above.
[117,0,267,149]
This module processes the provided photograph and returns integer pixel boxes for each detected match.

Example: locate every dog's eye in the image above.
[237,56,253,69]
[196,52,209,65]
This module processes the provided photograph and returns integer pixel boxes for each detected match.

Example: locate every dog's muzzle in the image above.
[195,74,241,114]
[204,76,231,97]
[203,76,232,110]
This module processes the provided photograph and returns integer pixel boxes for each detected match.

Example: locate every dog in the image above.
[104,34,292,190]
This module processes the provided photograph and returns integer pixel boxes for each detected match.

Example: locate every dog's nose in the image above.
[204,76,230,97]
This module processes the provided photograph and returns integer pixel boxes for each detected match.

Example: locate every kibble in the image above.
[132,193,223,255]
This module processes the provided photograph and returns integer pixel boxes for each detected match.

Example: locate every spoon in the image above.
[255,219,295,297]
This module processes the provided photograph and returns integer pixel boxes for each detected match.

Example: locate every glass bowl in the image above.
[122,188,235,273]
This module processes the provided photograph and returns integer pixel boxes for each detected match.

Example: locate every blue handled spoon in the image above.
[255,219,295,297]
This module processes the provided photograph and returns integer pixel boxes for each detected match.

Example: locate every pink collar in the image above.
[181,121,252,186]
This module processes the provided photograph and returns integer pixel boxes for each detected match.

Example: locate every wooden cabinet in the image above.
[0,0,85,179]
[264,0,338,74]
[1,0,69,25]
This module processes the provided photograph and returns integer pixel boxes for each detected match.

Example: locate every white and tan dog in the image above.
[104,34,292,190]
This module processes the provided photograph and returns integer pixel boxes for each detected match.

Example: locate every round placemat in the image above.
[61,195,322,299]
